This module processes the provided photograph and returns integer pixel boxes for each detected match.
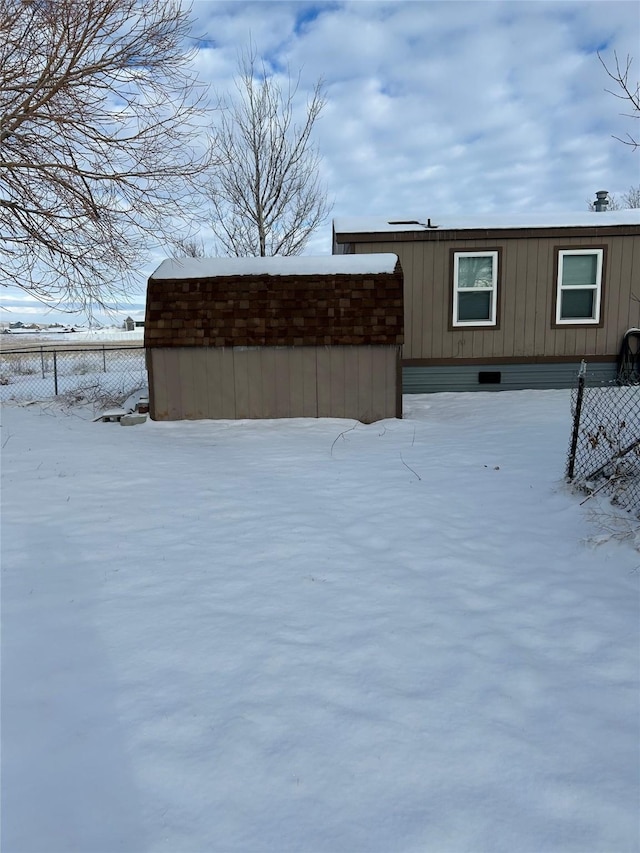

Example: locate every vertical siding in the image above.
[329,346,346,417]
[343,348,360,418]
[600,237,616,354]
[149,349,166,419]
[511,241,527,357]
[233,350,250,417]
[529,240,544,357]
[439,242,454,359]
[357,347,373,420]
[408,243,424,361]
[273,348,292,417]
[150,346,399,422]
[190,349,210,419]
[315,347,331,417]
[178,349,197,418]
[300,348,318,417]
[356,233,638,360]
[218,349,237,418]
[163,350,183,420]
[246,354,264,419]
[610,235,637,349]
[535,238,553,355]
[259,348,277,418]
[372,346,392,419]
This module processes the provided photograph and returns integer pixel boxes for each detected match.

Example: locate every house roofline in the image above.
[334,223,640,244]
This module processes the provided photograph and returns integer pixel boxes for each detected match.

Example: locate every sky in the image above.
[2,0,639,326]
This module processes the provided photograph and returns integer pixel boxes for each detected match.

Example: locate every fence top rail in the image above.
[0,344,145,355]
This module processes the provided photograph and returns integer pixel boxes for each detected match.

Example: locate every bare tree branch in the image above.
[0,0,213,311]
[598,51,640,150]
[207,46,331,257]
[171,236,206,258]
[622,184,640,208]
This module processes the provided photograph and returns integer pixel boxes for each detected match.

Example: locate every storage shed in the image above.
[144,255,403,422]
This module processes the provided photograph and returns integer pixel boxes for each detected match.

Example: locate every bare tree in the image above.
[171,236,206,258]
[621,184,640,208]
[0,0,211,310]
[598,51,639,150]
[207,48,331,257]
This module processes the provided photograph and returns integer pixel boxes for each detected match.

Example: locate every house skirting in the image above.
[402,360,618,393]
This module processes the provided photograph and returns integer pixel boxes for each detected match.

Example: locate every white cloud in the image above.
[4,0,639,324]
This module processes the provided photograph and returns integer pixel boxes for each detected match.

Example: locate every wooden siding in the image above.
[149,345,401,423]
[352,234,639,360]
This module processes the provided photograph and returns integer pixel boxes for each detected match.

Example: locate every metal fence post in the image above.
[567,360,586,481]
[103,345,107,373]
[40,346,45,379]
[53,350,58,395]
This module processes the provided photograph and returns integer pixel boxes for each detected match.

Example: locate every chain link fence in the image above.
[0,345,147,409]
[566,362,640,518]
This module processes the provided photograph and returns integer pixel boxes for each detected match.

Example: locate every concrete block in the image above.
[120,413,147,426]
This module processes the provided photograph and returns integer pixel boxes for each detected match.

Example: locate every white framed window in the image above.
[452,251,498,327]
[555,249,603,325]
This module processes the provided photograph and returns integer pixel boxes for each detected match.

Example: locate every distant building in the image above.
[124,316,144,331]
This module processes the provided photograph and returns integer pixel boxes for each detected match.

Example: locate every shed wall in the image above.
[149,345,401,422]
[351,234,639,361]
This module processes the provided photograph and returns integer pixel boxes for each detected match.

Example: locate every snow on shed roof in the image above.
[150,254,399,280]
[333,210,640,234]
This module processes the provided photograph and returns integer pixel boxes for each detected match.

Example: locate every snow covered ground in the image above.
[1,328,144,343]
[2,392,638,853]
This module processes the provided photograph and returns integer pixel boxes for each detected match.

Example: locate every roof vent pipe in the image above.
[594,190,609,212]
